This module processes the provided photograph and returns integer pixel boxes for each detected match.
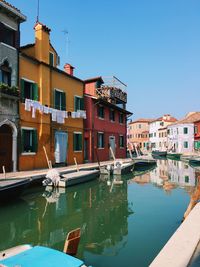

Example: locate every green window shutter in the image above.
[54,90,60,109]
[21,79,25,102]
[32,129,38,153]
[74,96,78,111]
[21,129,25,152]
[61,92,66,111]
[79,134,82,150]
[73,133,76,151]
[80,98,84,110]
[33,83,38,101]
[195,141,198,149]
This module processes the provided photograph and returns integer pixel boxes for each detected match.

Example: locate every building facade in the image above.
[194,120,200,150]
[167,112,200,154]
[0,1,26,172]
[149,114,177,151]
[127,119,153,152]
[84,76,132,162]
[18,22,85,170]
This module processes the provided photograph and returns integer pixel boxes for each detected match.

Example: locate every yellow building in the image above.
[19,22,84,170]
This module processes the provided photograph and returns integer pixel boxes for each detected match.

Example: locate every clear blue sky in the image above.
[10,0,200,120]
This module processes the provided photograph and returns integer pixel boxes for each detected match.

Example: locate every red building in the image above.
[194,120,200,150]
[84,76,132,162]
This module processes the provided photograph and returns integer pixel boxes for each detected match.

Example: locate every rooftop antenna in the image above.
[62,29,70,61]
[36,0,40,22]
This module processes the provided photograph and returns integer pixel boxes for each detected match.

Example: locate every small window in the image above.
[55,90,66,110]
[1,61,11,86]
[49,52,54,66]
[110,109,115,121]
[138,124,141,129]
[74,96,84,111]
[154,133,156,137]
[184,141,188,148]
[73,133,82,151]
[119,135,124,148]
[119,113,124,124]
[21,79,38,102]
[184,127,188,134]
[97,132,104,148]
[194,126,198,134]
[21,129,37,153]
[185,176,189,183]
[98,105,104,119]
[1,24,16,47]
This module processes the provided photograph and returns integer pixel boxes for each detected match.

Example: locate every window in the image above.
[194,126,198,134]
[54,89,66,110]
[97,132,104,148]
[160,122,164,126]
[184,141,188,148]
[185,176,189,183]
[74,96,84,111]
[98,105,104,119]
[154,133,156,137]
[0,23,16,47]
[110,109,115,121]
[1,61,11,86]
[184,127,188,134]
[119,135,124,148]
[49,52,54,66]
[21,128,37,153]
[119,113,124,124]
[138,124,141,129]
[73,133,82,151]
[21,79,38,102]
[167,129,170,135]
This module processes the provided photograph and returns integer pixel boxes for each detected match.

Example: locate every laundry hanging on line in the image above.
[24,99,86,123]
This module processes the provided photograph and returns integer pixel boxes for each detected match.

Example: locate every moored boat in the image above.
[133,156,157,171]
[0,178,31,203]
[189,157,200,167]
[167,153,182,160]
[0,245,88,267]
[152,150,167,158]
[113,161,134,175]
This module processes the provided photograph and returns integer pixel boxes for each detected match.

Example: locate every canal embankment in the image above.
[150,202,200,267]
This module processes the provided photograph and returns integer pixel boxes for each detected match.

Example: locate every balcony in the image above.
[96,76,127,104]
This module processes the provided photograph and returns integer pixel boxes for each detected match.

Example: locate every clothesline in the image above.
[25,99,86,124]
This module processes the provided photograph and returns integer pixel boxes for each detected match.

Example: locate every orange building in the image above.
[127,118,153,152]
[19,22,84,171]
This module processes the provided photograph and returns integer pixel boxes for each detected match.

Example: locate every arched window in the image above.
[0,60,11,86]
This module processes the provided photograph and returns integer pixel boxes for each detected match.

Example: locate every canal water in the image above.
[0,159,199,267]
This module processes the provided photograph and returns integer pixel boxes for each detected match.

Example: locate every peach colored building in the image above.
[127,119,153,152]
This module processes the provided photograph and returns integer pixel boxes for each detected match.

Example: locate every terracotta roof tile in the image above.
[0,0,20,12]
[170,112,200,126]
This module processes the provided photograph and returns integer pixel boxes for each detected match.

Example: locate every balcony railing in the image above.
[0,83,19,97]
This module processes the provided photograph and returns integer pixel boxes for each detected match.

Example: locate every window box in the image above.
[0,83,19,97]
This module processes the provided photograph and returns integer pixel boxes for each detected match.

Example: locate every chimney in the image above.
[64,63,75,76]
[34,22,51,63]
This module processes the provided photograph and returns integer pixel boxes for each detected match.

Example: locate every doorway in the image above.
[54,131,68,164]
[0,124,12,172]
[109,136,115,159]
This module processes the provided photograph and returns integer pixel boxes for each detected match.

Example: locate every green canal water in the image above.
[0,160,199,267]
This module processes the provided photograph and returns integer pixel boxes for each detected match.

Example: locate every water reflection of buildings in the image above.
[0,180,132,260]
[149,159,197,188]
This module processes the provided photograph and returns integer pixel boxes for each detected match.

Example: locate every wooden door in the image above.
[0,125,12,172]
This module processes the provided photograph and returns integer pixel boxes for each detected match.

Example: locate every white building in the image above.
[167,112,200,154]
[149,114,177,151]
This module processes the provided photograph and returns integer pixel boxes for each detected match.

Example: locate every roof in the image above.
[151,115,177,123]
[20,43,35,50]
[0,0,26,22]
[84,77,104,83]
[170,112,200,126]
[34,21,51,33]
[129,118,154,124]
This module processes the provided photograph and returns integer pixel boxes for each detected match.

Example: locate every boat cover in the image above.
[0,246,84,267]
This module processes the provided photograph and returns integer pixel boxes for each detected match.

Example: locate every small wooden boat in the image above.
[0,178,31,203]
[45,169,100,188]
[113,161,134,175]
[152,150,167,158]
[0,245,87,267]
[167,153,182,160]
[133,157,157,171]
[189,157,200,167]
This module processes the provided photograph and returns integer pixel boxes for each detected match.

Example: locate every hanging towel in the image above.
[25,99,31,111]
[44,106,49,114]
[51,109,57,121]
[71,112,76,118]
[65,111,68,118]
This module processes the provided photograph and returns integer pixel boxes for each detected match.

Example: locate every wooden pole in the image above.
[74,157,79,172]
[2,166,6,179]
[109,146,116,161]
[43,146,50,169]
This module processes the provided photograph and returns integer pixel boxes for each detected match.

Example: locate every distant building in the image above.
[127,119,153,152]
[167,112,200,154]
[149,114,177,151]
[84,76,132,162]
[0,0,26,172]
[194,120,200,150]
